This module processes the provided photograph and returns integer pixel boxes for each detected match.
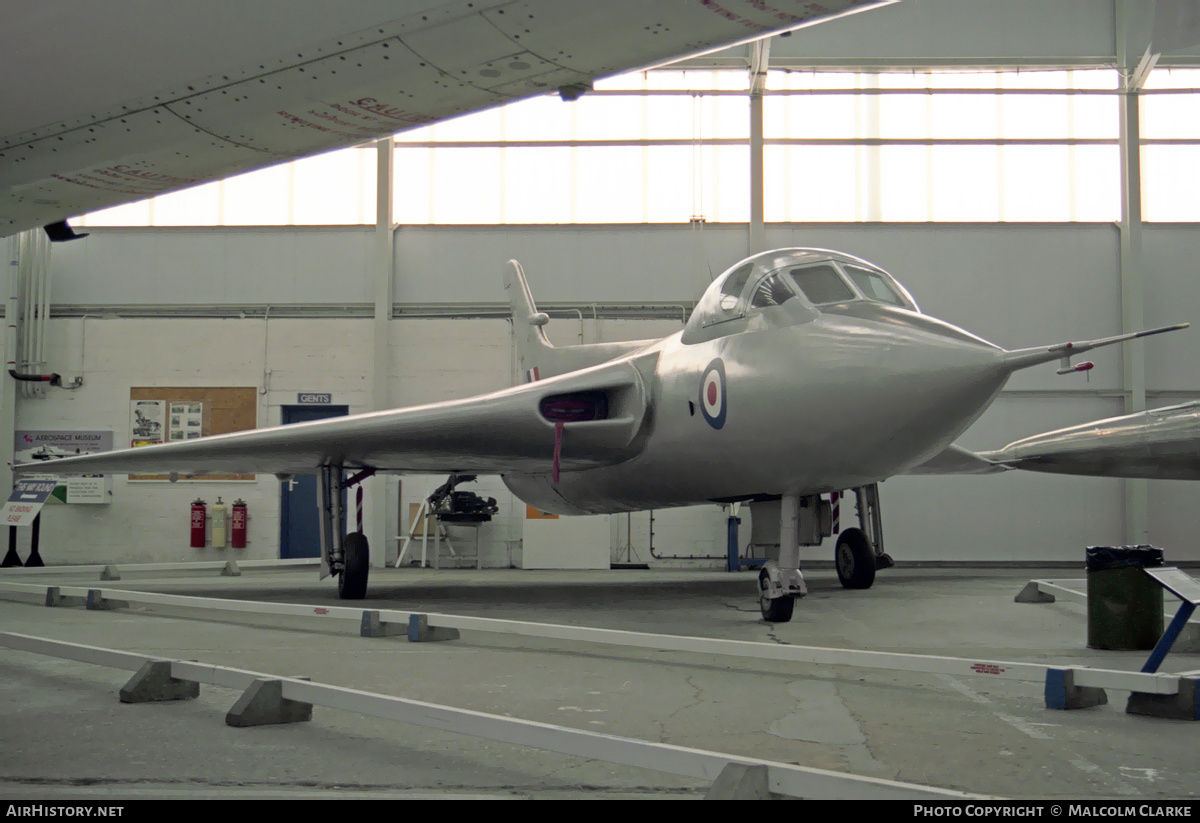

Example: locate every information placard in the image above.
[3,479,58,526]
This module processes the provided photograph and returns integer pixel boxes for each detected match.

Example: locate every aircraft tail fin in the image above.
[503,260,661,384]
[504,259,555,382]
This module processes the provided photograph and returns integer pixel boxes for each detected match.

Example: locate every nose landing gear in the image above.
[759,562,801,623]
[757,493,812,623]
[755,483,893,623]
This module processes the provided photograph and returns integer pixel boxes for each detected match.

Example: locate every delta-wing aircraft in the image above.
[18,248,1187,622]
[1,0,890,238]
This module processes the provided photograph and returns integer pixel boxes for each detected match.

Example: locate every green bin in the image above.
[1086,545,1164,650]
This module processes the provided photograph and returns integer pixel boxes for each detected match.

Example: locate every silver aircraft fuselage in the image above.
[505,272,1013,514]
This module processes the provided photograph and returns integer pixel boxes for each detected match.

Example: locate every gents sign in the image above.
[297,393,332,404]
[3,479,58,526]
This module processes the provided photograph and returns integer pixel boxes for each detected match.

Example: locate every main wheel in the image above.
[337,531,370,600]
[835,527,876,590]
[758,567,795,623]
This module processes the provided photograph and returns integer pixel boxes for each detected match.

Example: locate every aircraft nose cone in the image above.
[873,325,1009,461]
[803,311,1010,475]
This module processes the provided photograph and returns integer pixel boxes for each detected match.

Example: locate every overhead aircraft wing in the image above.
[980,402,1200,481]
[14,352,658,478]
[1,0,892,236]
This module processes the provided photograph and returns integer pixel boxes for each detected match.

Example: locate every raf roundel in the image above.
[699,358,727,429]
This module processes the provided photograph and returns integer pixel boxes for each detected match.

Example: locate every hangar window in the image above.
[74,66,1200,228]
[763,68,1124,222]
[1142,68,1200,222]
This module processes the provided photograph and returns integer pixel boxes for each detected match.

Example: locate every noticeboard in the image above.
[129,387,257,481]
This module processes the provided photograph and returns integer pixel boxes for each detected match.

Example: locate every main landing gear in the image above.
[317,464,375,600]
[758,483,893,623]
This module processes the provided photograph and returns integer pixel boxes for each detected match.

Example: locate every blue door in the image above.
[279,405,349,558]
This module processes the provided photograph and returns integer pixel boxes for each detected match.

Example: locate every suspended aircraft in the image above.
[18,248,1187,622]
[0,0,890,238]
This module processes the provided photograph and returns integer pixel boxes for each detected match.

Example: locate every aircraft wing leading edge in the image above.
[980,402,1200,481]
[1,0,892,236]
[13,353,657,478]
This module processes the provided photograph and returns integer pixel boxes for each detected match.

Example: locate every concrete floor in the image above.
[0,564,1197,800]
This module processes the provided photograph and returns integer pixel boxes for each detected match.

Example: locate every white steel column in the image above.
[1,237,17,496]
[1116,1,1151,544]
[372,138,395,561]
[748,39,769,255]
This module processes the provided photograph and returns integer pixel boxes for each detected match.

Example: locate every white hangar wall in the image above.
[19,313,518,566]
[24,221,1200,568]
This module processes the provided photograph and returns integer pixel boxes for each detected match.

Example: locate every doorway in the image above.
[279,405,349,558]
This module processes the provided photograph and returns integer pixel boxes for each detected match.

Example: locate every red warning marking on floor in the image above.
[970,663,1005,675]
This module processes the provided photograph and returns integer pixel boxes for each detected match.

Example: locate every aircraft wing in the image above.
[979,402,1200,481]
[1,0,891,237]
[14,353,657,478]
[904,444,1007,475]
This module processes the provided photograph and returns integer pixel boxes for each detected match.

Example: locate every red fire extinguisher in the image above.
[231,499,248,548]
[190,499,207,548]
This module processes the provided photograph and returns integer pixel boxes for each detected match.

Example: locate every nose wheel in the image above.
[758,566,795,623]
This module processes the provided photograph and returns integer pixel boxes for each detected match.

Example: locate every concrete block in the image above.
[119,660,200,703]
[705,763,772,800]
[360,610,405,638]
[220,560,241,577]
[100,565,120,580]
[1045,668,1107,710]
[1015,582,1055,603]
[408,613,460,643]
[1127,678,1200,721]
[86,590,128,610]
[44,586,85,608]
[226,679,313,727]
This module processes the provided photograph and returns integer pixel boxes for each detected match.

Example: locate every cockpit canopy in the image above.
[681,248,919,344]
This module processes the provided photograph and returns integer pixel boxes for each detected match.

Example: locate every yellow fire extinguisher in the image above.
[211,497,227,548]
